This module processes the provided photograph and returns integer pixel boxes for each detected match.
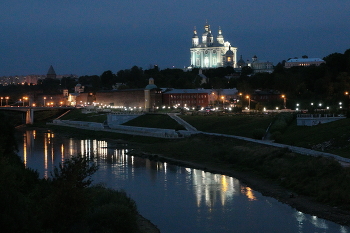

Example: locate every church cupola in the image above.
[202,21,210,44]
[216,26,224,44]
[252,55,258,62]
[237,55,246,68]
[192,27,199,47]
[224,46,234,67]
[207,30,214,46]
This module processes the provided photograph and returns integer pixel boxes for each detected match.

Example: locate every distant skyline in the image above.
[1,0,349,76]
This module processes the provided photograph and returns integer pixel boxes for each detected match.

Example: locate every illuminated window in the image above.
[227,57,232,62]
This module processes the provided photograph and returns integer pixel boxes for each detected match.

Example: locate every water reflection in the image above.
[19,129,349,233]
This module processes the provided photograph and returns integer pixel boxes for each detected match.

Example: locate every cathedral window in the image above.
[204,57,209,67]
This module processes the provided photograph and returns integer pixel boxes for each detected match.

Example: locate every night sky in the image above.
[1,0,349,76]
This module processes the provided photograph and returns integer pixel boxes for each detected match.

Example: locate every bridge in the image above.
[0,106,74,124]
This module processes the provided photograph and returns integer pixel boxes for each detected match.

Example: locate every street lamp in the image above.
[23,97,28,106]
[281,95,286,109]
[239,93,242,107]
[5,97,9,105]
[43,97,46,107]
[1,97,3,106]
[345,92,350,109]
[246,95,250,110]
[221,96,224,108]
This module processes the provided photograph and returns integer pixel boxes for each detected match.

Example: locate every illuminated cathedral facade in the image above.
[190,22,237,69]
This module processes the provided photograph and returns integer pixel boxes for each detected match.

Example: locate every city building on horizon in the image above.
[284,58,325,68]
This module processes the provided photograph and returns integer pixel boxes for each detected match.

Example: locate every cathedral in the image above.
[190,22,237,69]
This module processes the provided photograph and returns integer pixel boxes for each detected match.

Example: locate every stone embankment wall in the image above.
[297,114,346,126]
[107,112,144,125]
[50,119,186,138]
[52,119,104,129]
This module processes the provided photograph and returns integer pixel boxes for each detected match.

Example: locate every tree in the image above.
[100,70,117,90]
[43,156,98,232]
[240,66,253,77]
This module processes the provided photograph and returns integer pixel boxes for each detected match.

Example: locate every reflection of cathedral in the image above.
[190,22,237,68]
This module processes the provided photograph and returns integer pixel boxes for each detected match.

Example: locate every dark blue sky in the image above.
[1,0,349,76]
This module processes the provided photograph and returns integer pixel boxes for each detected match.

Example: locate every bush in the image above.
[87,185,138,233]
[270,131,283,142]
[252,128,266,139]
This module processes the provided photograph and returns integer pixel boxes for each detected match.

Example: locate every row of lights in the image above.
[0,96,10,106]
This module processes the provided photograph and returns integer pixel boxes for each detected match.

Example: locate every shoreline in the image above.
[131,151,350,227]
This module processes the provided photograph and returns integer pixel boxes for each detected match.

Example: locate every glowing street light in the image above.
[5,96,9,105]
[43,97,46,107]
[246,95,250,110]
[0,97,3,106]
[281,95,286,109]
[23,97,28,106]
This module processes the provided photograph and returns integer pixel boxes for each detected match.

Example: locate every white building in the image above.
[236,55,274,74]
[284,58,325,68]
[190,22,237,69]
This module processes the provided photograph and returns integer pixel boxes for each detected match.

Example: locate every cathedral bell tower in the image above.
[192,27,199,47]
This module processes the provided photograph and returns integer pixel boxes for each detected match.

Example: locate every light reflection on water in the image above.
[18,129,349,233]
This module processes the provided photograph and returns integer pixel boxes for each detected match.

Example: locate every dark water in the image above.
[17,129,349,233]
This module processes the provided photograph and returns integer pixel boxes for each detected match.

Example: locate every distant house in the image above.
[284,58,325,68]
[235,55,274,74]
[251,89,281,102]
[162,89,209,108]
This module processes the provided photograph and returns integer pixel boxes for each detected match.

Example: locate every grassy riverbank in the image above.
[31,110,350,225]
[53,109,350,158]
[180,113,350,157]
[40,124,350,225]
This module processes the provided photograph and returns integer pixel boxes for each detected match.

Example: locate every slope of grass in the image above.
[123,114,185,130]
[180,114,274,138]
[59,109,107,123]
[278,118,350,157]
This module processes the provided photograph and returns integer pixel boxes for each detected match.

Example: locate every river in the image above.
[16,129,349,233]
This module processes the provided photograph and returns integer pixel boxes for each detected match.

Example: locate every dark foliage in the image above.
[0,119,140,232]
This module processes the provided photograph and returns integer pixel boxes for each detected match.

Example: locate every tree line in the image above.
[1,48,349,109]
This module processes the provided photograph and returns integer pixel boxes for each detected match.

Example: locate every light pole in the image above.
[1,97,3,106]
[246,95,250,110]
[23,97,28,106]
[43,97,46,107]
[345,92,350,110]
[221,96,224,108]
[5,97,9,105]
[281,95,286,109]
[239,93,242,108]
